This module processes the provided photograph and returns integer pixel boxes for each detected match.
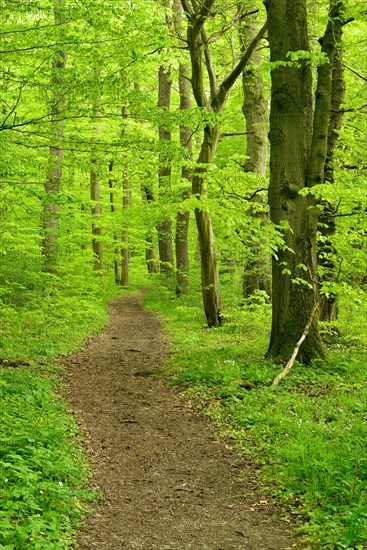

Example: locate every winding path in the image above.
[63,294,299,550]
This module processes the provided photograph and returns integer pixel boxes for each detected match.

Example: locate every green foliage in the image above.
[144,284,367,549]
[0,365,95,549]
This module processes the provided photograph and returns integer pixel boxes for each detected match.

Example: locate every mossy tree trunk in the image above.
[240,15,270,297]
[319,16,345,322]
[264,0,345,363]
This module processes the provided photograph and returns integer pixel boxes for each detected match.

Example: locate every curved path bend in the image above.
[63,294,300,550]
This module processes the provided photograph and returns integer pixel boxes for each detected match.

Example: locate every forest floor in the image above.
[63,293,302,550]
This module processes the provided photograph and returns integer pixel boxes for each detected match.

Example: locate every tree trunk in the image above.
[240,16,270,297]
[143,183,158,274]
[42,0,66,273]
[90,97,103,272]
[181,0,267,326]
[264,0,326,363]
[121,161,131,287]
[174,0,191,296]
[157,65,174,276]
[319,11,345,322]
[193,125,222,326]
[108,161,120,284]
[176,85,191,292]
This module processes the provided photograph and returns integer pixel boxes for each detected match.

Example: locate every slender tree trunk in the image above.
[90,97,103,272]
[42,0,66,273]
[181,0,267,326]
[264,0,326,363]
[174,0,191,296]
[193,125,222,326]
[319,17,345,322]
[143,183,158,274]
[157,65,174,276]
[240,15,269,297]
[121,161,131,287]
[108,160,120,284]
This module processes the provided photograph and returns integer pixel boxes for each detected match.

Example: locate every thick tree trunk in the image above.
[240,16,270,297]
[175,60,192,296]
[42,0,66,273]
[264,0,326,363]
[157,65,173,276]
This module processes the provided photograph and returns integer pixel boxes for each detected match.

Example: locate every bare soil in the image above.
[63,293,301,550]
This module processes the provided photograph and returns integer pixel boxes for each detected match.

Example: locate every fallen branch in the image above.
[271,300,320,387]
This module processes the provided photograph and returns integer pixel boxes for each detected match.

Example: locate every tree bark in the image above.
[240,15,270,297]
[193,125,222,326]
[42,0,66,273]
[181,0,267,326]
[90,95,103,272]
[108,161,120,284]
[264,0,326,363]
[143,183,158,274]
[121,106,131,288]
[174,0,191,296]
[318,5,345,321]
[157,64,173,276]
[121,160,131,287]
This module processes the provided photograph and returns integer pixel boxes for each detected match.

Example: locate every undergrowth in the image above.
[0,269,122,549]
[144,283,367,550]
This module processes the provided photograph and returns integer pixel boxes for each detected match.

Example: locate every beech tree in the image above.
[180,0,267,326]
[264,0,349,363]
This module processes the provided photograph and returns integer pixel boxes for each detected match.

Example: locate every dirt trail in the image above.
[63,294,300,550]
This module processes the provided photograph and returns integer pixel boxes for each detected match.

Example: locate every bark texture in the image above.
[143,183,158,274]
[240,16,270,297]
[121,163,131,287]
[175,60,192,296]
[108,161,120,284]
[181,0,267,326]
[318,6,345,321]
[264,0,325,363]
[174,0,191,296]
[90,96,103,272]
[157,64,173,276]
[42,0,66,273]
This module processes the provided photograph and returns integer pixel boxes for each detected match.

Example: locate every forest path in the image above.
[63,293,299,550]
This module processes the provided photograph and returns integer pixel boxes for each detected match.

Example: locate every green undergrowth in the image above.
[0,365,94,549]
[144,284,367,550]
[0,270,123,549]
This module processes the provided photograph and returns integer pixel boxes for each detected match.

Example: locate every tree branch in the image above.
[206,3,245,45]
[271,300,320,387]
[212,21,267,111]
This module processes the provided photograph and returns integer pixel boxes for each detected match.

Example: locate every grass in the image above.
[144,284,367,550]
[0,267,122,549]
[0,364,93,549]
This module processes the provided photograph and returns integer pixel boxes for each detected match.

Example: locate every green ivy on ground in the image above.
[144,283,367,550]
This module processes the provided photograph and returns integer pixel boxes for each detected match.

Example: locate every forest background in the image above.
[0,0,366,548]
